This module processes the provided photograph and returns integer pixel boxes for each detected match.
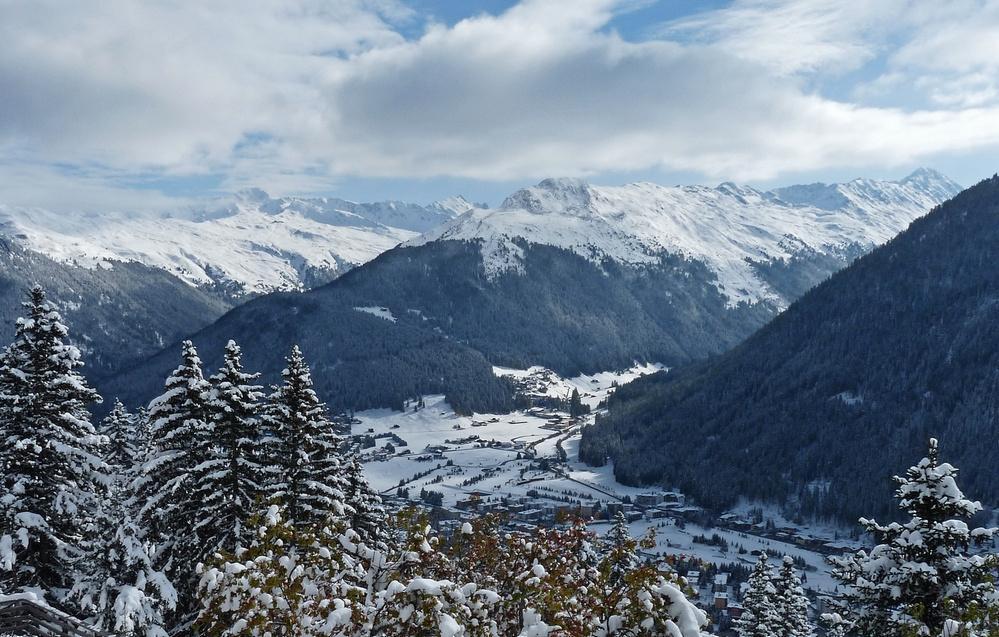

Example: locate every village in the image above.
[346,365,861,633]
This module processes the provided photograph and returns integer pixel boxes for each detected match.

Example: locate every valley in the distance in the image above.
[346,363,852,622]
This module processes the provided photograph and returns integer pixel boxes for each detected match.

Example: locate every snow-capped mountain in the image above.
[409,168,961,307]
[580,173,999,521]
[103,169,963,418]
[0,190,474,295]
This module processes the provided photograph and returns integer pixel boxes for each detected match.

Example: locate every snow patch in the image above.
[354,307,397,323]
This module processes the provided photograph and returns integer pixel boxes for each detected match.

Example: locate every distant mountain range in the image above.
[410,168,960,308]
[98,170,960,419]
[0,235,231,382]
[580,174,999,523]
[0,191,474,295]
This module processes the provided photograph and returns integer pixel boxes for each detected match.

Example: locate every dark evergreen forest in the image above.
[580,175,999,524]
[100,239,796,416]
[0,235,233,381]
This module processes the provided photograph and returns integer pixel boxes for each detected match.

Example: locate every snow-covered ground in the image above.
[352,363,855,597]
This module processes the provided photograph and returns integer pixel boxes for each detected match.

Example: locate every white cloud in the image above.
[2,0,999,210]
[317,0,999,181]
[659,0,907,76]
[0,0,406,168]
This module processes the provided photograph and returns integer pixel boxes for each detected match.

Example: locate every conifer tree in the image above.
[135,340,212,621]
[605,511,640,587]
[736,552,781,637]
[342,452,386,548]
[262,345,349,529]
[828,438,998,637]
[72,399,175,636]
[773,556,813,637]
[0,286,105,598]
[102,399,142,474]
[202,340,266,553]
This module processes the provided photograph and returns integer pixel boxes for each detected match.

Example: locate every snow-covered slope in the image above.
[0,190,473,295]
[408,168,961,307]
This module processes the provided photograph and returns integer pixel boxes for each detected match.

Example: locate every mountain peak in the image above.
[900,167,963,196]
[428,195,476,216]
[234,187,272,203]
[500,178,593,215]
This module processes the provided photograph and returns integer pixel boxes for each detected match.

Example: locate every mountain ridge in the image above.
[100,171,960,423]
[409,169,961,308]
[579,174,999,523]
[0,191,474,296]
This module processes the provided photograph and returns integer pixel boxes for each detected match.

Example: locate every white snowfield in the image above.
[0,189,472,295]
[408,168,961,307]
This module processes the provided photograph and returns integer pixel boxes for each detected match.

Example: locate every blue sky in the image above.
[2,0,999,211]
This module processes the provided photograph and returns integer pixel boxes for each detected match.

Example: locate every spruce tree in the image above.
[72,399,175,636]
[102,399,142,474]
[135,340,212,622]
[342,452,386,548]
[262,345,349,529]
[605,511,640,587]
[773,556,812,637]
[829,438,998,637]
[202,340,266,552]
[0,286,105,598]
[736,552,781,637]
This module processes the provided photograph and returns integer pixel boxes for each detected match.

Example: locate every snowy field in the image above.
[352,363,851,597]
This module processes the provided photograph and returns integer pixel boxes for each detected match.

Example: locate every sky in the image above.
[3,0,999,211]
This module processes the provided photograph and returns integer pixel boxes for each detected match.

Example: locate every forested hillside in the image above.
[100,239,778,415]
[580,175,999,523]
[0,234,232,381]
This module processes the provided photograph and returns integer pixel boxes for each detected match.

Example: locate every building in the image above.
[636,492,665,507]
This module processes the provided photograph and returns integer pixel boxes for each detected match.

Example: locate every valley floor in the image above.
[352,364,859,616]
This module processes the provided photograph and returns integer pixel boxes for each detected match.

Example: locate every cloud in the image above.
[659,0,907,76]
[320,0,999,181]
[0,0,406,168]
[2,0,999,210]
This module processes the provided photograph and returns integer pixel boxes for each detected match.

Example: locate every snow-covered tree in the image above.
[72,399,176,637]
[203,340,266,553]
[102,399,143,475]
[71,475,176,636]
[773,556,813,637]
[342,452,386,549]
[0,286,105,599]
[828,438,999,637]
[262,345,350,529]
[605,511,640,587]
[736,552,781,637]
[198,509,708,637]
[135,340,213,622]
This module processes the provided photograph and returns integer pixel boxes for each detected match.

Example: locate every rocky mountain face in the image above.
[410,168,961,308]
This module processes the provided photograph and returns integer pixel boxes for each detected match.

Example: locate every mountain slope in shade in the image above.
[0,235,232,382]
[409,168,961,308]
[0,191,473,295]
[580,175,999,523]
